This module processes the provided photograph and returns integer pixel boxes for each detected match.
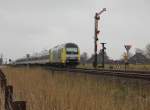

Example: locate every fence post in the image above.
[13,101,26,110]
[0,69,7,89]
[5,86,13,110]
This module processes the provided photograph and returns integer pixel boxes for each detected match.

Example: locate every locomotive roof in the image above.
[52,43,78,50]
[65,43,78,47]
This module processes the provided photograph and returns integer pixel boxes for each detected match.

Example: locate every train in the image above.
[14,43,80,67]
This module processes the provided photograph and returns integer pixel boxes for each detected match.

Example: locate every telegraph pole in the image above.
[93,8,106,68]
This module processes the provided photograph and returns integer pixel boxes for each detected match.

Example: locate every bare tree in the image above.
[80,52,88,65]
[0,54,3,65]
[146,44,150,58]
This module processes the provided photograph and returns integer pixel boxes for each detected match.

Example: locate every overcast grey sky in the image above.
[0,0,150,60]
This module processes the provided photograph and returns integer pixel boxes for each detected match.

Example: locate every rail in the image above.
[46,67,150,80]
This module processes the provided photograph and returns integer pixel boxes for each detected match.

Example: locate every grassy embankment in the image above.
[1,66,150,110]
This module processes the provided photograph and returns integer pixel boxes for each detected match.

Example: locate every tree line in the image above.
[80,44,150,64]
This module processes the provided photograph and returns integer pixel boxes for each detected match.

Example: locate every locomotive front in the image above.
[65,43,80,65]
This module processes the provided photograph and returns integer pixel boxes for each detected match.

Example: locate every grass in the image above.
[1,66,150,110]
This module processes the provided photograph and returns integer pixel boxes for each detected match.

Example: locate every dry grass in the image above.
[0,86,5,110]
[1,66,150,110]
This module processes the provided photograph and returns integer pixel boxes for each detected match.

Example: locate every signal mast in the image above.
[93,8,106,68]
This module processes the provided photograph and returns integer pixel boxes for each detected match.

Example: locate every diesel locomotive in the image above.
[15,43,80,66]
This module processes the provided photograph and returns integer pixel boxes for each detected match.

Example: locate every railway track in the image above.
[47,67,150,80]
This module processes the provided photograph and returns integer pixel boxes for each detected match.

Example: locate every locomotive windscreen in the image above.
[65,43,78,54]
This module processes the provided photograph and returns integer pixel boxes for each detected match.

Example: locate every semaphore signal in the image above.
[93,8,106,68]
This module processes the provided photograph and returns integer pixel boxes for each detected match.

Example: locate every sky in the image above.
[0,0,150,61]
